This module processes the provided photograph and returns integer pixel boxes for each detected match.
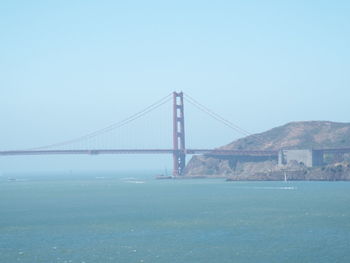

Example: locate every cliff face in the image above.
[185,121,350,180]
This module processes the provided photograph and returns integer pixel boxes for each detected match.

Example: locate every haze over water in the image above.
[1,172,349,263]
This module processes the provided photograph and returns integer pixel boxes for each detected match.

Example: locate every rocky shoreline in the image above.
[184,160,350,181]
[184,121,350,181]
[225,162,350,181]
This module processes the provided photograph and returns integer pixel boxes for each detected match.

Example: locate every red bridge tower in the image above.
[173,92,186,176]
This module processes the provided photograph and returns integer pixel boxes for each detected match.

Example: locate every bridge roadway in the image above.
[0,149,278,157]
[312,148,350,154]
[2,148,350,157]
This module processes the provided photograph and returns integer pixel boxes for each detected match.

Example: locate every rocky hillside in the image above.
[185,121,350,180]
[222,121,350,151]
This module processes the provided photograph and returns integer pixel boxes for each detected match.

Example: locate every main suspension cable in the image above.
[29,93,173,150]
[184,93,266,144]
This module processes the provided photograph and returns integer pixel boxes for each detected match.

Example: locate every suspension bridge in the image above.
[0,92,278,176]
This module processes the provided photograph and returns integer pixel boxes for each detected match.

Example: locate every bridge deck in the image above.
[0,149,278,157]
[2,148,350,157]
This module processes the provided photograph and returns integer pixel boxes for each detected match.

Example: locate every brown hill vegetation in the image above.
[185,121,350,180]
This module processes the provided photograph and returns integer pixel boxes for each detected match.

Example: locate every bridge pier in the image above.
[312,150,325,166]
[173,92,186,176]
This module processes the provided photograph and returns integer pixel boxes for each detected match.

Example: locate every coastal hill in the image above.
[185,121,350,180]
[222,121,350,151]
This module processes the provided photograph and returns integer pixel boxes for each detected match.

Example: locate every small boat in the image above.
[155,168,173,179]
[155,174,173,180]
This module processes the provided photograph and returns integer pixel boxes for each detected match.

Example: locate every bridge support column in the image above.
[312,150,324,166]
[173,92,186,176]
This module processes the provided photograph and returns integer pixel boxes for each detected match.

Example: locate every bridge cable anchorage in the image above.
[183,93,266,144]
[27,93,173,150]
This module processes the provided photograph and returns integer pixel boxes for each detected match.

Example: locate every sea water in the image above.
[0,172,349,263]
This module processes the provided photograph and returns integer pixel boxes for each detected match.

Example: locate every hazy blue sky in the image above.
[1,0,349,173]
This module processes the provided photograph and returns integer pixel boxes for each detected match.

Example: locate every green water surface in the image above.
[1,173,349,263]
